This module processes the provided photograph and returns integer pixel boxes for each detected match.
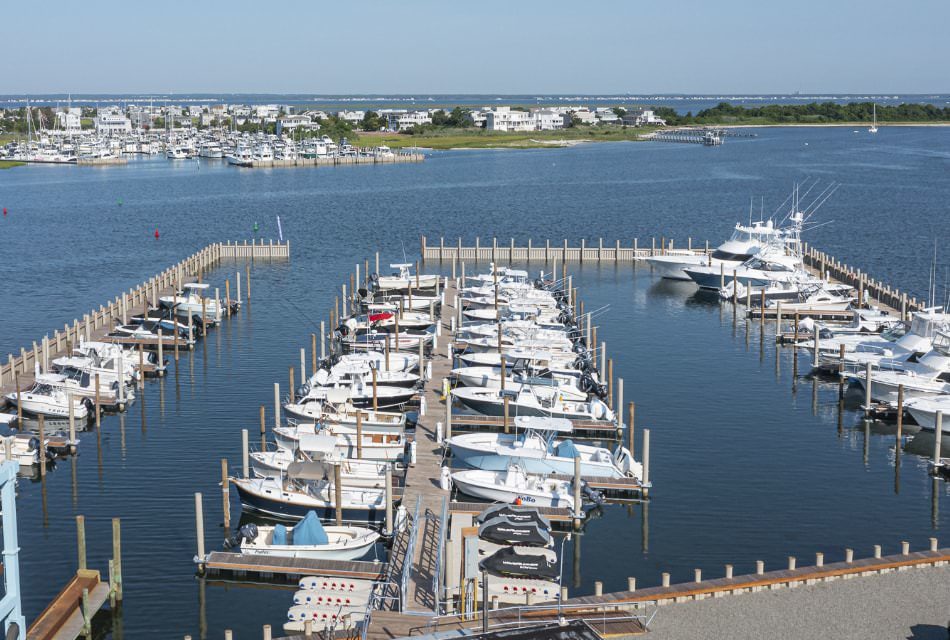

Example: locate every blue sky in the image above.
[6,0,948,94]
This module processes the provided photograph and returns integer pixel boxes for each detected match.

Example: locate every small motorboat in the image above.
[273,427,406,462]
[904,396,950,431]
[5,380,90,419]
[451,465,580,509]
[475,503,552,529]
[284,605,364,633]
[371,263,442,293]
[0,434,44,466]
[283,390,406,434]
[328,351,419,373]
[230,511,379,561]
[448,416,639,480]
[158,282,221,322]
[451,385,613,421]
[451,366,593,402]
[250,446,391,488]
[230,473,388,522]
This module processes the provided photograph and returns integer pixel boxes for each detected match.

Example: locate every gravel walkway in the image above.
[645,565,950,640]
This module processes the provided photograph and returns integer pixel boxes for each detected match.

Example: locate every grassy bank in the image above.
[0,160,24,169]
[356,125,660,149]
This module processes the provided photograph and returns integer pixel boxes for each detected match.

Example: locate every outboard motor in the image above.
[819,327,835,340]
[582,482,606,506]
[224,523,259,549]
[534,277,545,289]
[572,342,586,355]
[336,323,349,337]
[29,436,40,452]
[191,315,205,336]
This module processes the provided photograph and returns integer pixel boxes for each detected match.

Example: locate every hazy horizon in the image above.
[6,0,949,95]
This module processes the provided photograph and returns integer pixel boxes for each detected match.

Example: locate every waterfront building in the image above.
[95,107,132,136]
[533,109,564,130]
[338,110,366,124]
[622,109,667,126]
[485,106,533,131]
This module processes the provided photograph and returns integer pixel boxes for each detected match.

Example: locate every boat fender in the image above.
[440,465,452,491]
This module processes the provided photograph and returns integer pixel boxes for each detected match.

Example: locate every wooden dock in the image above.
[450,501,578,523]
[0,240,289,406]
[245,153,424,169]
[27,570,111,640]
[199,552,387,582]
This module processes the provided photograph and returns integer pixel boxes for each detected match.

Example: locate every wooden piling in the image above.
[273,383,280,429]
[896,385,904,443]
[934,412,943,468]
[112,518,123,601]
[385,465,394,534]
[628,402,635,458]
[259,405,266,449]
[289,367,295,404]
[195,492,205,560]
[333,464,343,526]
[372,367,378,411]
[356,411,363,459]
[242,429,249,479]
[572,456,582,529]
[76,515,87,570]
[221,458,231,532]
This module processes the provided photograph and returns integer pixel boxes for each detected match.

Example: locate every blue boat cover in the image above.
[272,524,288,545]
[554,439,580,459]
[292,511,329,546]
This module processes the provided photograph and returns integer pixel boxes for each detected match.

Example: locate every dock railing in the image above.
[399,495,423,610]
[421,601,658,636]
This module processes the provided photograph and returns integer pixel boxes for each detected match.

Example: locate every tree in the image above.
[360,111,384,131]
[315,115,354,141]
[447,107,473,128]
[431,109,449,126]
[612,107,627,119]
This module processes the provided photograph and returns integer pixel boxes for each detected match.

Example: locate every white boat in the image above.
[284,604,364,633]
[451,366,590,402]
[250,448,391,488]
[372,263,441,292]
[452,385,613,422]
[158,283,221,321]
[326,351,419,373]
[447,416,639,480]
[451,465,578,509]
[295,375,416,410]
[869,103,879,134]
[227,142,254,166]
[904,396,950,431]
[645,219,782,281]
[283,390,406,434]
[198,142,224,158]
[0,434,43,466]
[4,380,89,419]
[852,331,950,403]
[274,426,406,462]
[231,473,388,522]
[236,511,379,560]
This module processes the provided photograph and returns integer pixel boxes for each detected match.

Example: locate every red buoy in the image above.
[2,207,7,216]
[154,229,160,239]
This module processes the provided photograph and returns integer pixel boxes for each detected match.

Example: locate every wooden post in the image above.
[896,385,904,443]
[76,515,87,570]
[300,347,306,383]
[221,458,231,532]
[334,464,343,526]
[642,429,651,491]
[503,396,510,434]
[616,378,624,432]
[225,279,231,313]
[385,465,394,534]
[311,333,317,374]
[194,492,206,562]
[245,264,251,301]
[39,414,46,476]
[237,270,242,304]
[68,393,76,450]
[607,359,614,406]
[259,405,266,449]
[174,320,180,361]
[138,344,145,389]
[356,412,363,459]
[572,456,582,529]
[94,373,101,427]
[14,373,23,426]
[274,383,281,429]
[289,366,296,404]
[864,361,873,411]
[934,412,943,468]
[628,402,635,458]
[112,518,123,601]
[372,367,378,411]
[242,429,249,479]
[320,321,326,360]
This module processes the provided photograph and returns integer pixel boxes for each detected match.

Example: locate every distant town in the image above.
[0,102,668,166]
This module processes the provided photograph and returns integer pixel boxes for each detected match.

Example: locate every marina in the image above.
[2,126,949,639]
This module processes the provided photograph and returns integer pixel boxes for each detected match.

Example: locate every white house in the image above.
[57,107,82,133]
[595,108,621,124]
[95,107,131,135]
[622,109,667,127]
[279,115,316,130]
[385,110,432,131]
[485,106,533,132]
[532,109,564,131]
[563,109,597,127]
[255,104,280,120]
[338,110,366,124]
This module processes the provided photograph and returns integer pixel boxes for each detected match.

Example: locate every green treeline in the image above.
[653,101,950,126]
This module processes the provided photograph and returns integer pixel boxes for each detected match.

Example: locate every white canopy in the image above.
[514,416,573,433]
[182,282,211,290]
[298,433,339,455]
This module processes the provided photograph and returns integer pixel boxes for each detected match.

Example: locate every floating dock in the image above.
[198,552,387,583]
[245,152,423,169]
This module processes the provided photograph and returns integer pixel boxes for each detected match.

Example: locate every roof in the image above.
[182,282,210,290]
[514,416,573,433]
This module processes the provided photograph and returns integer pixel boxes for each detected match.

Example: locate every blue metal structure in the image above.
[0,461,25,639]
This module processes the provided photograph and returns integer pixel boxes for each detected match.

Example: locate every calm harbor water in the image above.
[1,127,949,637]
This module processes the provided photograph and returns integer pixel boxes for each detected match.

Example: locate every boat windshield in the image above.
[881,324,909,341]
[933,332,950,357]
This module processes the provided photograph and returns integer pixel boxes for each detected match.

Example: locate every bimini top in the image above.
[287,461,331,481]
[182,282,211,291]
[514,416,573,433]
[297,433,339,456]
[389,263,413,270]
